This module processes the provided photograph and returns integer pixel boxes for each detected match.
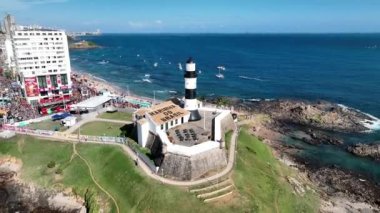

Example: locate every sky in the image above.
[0,0,380,33]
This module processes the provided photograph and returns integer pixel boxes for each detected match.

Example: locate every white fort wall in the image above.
[137,120,150,147]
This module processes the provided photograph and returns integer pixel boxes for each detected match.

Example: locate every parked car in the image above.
[51,112,71,121]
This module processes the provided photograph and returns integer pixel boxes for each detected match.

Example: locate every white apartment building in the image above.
[12,28,72,105]
[2,15,72,106]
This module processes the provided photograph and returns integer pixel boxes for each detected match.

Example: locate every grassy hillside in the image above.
[0,129,319,212]
[232,128,319,212]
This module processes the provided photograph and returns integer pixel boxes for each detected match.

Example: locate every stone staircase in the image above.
[190,178,235,203]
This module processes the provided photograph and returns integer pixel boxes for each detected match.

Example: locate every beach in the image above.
[71,68,156,105]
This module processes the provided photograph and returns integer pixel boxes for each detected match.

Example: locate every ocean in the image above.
[70,34,380,182]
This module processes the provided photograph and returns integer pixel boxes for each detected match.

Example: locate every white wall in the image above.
[213,110,230,142]
[137,121,150,147]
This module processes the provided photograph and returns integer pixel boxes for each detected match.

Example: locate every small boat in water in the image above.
[216,73,224,79]
[98,60,109,65]
[216,66,225,79]
[217,66,226,71]
[154,62,158,67]
[178,63,183,71]
[142,78,152,83]
[144,74,151,78]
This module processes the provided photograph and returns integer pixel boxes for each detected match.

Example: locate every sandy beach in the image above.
[71,69,157,104]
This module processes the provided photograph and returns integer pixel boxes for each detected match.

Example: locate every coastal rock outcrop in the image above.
[229,99,374,133]
[347,143,380,160]
[0,156,86,213]
[308,167,380,208]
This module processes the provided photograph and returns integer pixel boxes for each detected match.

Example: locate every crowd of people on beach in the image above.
[0,76,39,122]
[0,70,154,125]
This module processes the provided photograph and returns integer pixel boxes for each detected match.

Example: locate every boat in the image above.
[198,70,202,74]
[142,74,152,83]
[153,62,158,67]
[178,63,183,71]
[98,60,109,65]
[142,78,152,83]
[216,66,225,79]
[217,66,226,71]
[216,73,224,79]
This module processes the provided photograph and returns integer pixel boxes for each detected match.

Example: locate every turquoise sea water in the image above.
[70,34,380,182]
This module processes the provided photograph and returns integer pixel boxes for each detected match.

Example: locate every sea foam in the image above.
[338,104,380,131]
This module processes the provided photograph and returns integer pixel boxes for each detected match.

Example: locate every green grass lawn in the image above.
[28,119,68,132]
[0,136,223,213]
[0,128,319,213]
[97,111,133,121]
[73,121,125,137]
[231,128,319,212]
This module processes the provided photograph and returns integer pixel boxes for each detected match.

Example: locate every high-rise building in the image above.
[3,15,72,106]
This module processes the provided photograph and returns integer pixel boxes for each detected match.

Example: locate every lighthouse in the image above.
[184,57,201,121]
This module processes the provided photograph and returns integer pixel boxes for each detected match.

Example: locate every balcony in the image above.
[39,94,71,106]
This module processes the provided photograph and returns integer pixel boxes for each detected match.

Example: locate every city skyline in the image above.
[1,0,380,33]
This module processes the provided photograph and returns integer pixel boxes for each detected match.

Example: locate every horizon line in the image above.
[83,32,380,35]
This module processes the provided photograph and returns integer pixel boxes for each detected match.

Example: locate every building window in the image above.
[61,74,68,85]
[175,119,178,125]
[62,89,69,94]
[40,91,48,96]
[171,120,173,126]
[161,124,164,130]
[37,76,47,88]
[50,75,58,87]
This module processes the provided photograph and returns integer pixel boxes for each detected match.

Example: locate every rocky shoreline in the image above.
[0,156,86,213]
[218,98,380,211]
[348,143,380,161]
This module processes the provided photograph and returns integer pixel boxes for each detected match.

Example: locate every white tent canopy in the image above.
[71,95,111,110]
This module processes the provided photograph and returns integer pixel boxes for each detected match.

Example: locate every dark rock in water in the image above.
[347,143,380,160]
[227,99,372,133]
[308,167,380,207]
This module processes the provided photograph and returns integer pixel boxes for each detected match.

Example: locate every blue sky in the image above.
[1,0,380,33]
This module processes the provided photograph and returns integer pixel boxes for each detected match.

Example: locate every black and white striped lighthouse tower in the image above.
[184,57,201,121]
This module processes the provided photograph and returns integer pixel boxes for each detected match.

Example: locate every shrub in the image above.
[55,168,63,175]
[47,161,56,168]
